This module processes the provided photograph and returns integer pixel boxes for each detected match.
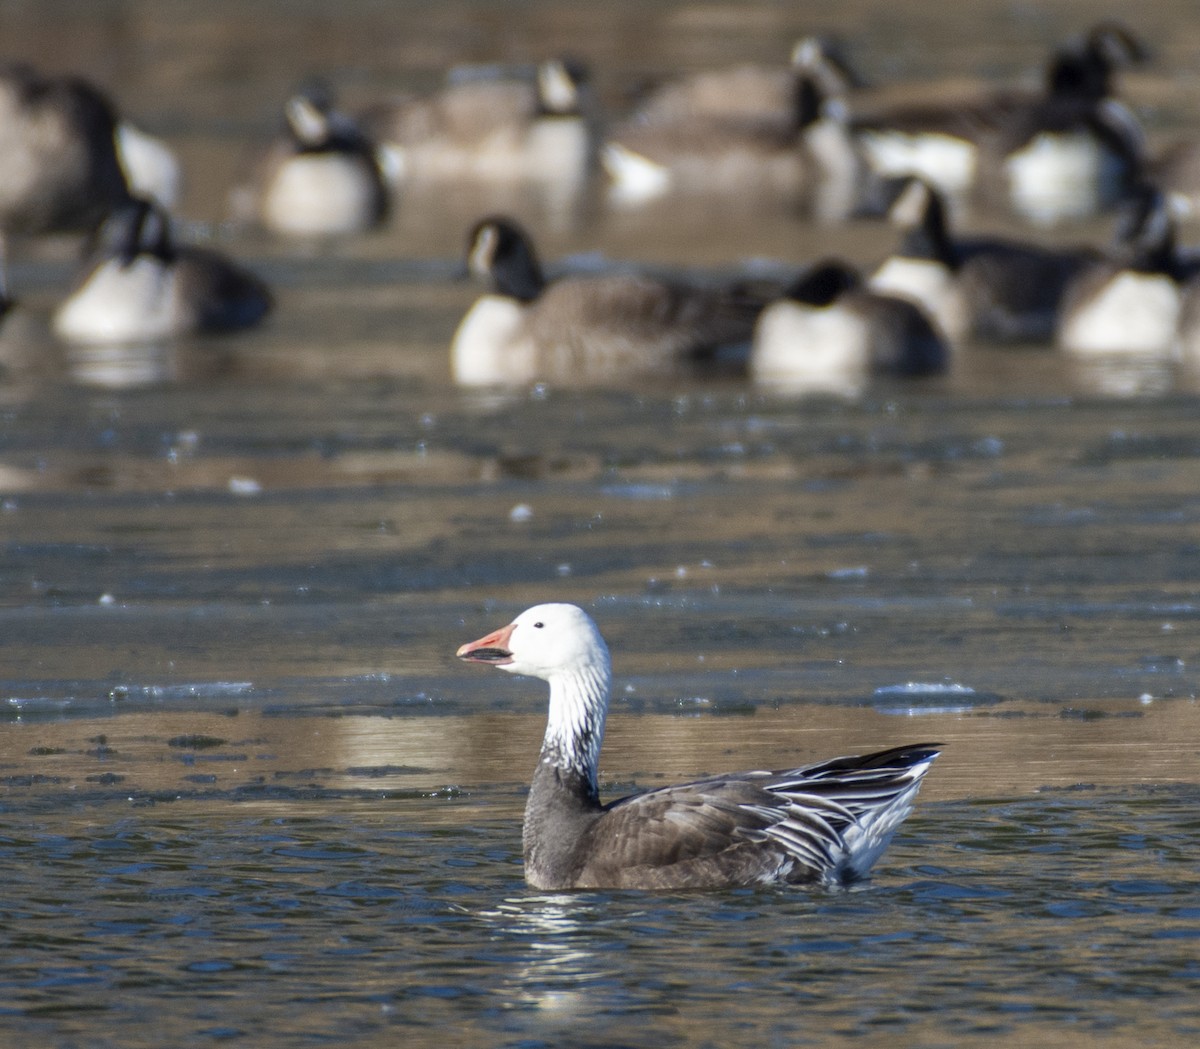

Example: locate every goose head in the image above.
[283,81,374,155]
[1046,21,1148,101]
[457,603,610,683]
[873,177,957,266]
[92,196,173,268]
[464,215,546,301]
[785,259,862,306]
[536,57,589,117]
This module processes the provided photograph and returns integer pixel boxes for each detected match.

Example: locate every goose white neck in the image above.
[542,659,611,792]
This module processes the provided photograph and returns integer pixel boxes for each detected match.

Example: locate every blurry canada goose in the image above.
[868,177,1098,343]
[853,22,1148,222]
[628,36,863,133]
[603,45,869,218]
[1056,186,1191,357]
[254,83,390,236]
[54,196,272,345]
[0,61,131,283]
[452,215,766,386]
[365,58,596,190]
[751,259,949,394]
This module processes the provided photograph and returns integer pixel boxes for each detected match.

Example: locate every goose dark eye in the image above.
[533,622,544,629]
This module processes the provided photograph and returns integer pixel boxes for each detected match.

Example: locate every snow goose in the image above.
[458,602,940,891]
[451,215,765,386]
[54,196,271,345]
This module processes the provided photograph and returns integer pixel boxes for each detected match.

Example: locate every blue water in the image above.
[3,783,1199,1048]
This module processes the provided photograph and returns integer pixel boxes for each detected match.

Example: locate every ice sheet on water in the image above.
[871,681,999,716]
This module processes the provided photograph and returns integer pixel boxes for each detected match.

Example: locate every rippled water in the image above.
[4,2,1200,1047]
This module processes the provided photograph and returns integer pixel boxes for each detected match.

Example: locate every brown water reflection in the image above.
[5,697,1198,806]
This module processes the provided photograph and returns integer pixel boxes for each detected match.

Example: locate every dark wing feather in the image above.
[956,240,1097,342]
[577,775,807,889]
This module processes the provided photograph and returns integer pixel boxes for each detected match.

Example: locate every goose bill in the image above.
[457,624,515,664]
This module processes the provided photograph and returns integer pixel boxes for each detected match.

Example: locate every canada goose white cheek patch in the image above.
[601,143,672,204]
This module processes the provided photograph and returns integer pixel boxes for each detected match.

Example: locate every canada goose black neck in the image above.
[1044,21,1145,102]
[789,75,824,135]
[894,180,959,268]
[97,197,174,269]
[467,217,546,302]
[1114,187,1179,277]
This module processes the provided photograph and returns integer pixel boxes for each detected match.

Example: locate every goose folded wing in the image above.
[574,772,850,888]
[530,275,763,371]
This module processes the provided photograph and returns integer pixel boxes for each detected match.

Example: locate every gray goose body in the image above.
[452,216,765,385]
[458,603,939,891]
[603,42,868,217]
[628,37,860,133]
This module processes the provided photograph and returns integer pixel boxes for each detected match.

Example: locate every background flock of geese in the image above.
[3,18,1200,394]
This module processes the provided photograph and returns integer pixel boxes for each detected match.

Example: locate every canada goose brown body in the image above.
[452,216,766,385]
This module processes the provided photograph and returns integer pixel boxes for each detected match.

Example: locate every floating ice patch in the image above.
[600,483,675,500]
[828,565,869,580]
[872,681,991,715]
[229,476,262,496]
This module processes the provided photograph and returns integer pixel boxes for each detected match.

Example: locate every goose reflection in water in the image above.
[475,893,624,1016]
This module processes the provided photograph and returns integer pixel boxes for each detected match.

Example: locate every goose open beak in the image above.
[456,622,515,664]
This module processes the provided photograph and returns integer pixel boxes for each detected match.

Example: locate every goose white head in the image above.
[457,603,609,680]
[458,603,612,784]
